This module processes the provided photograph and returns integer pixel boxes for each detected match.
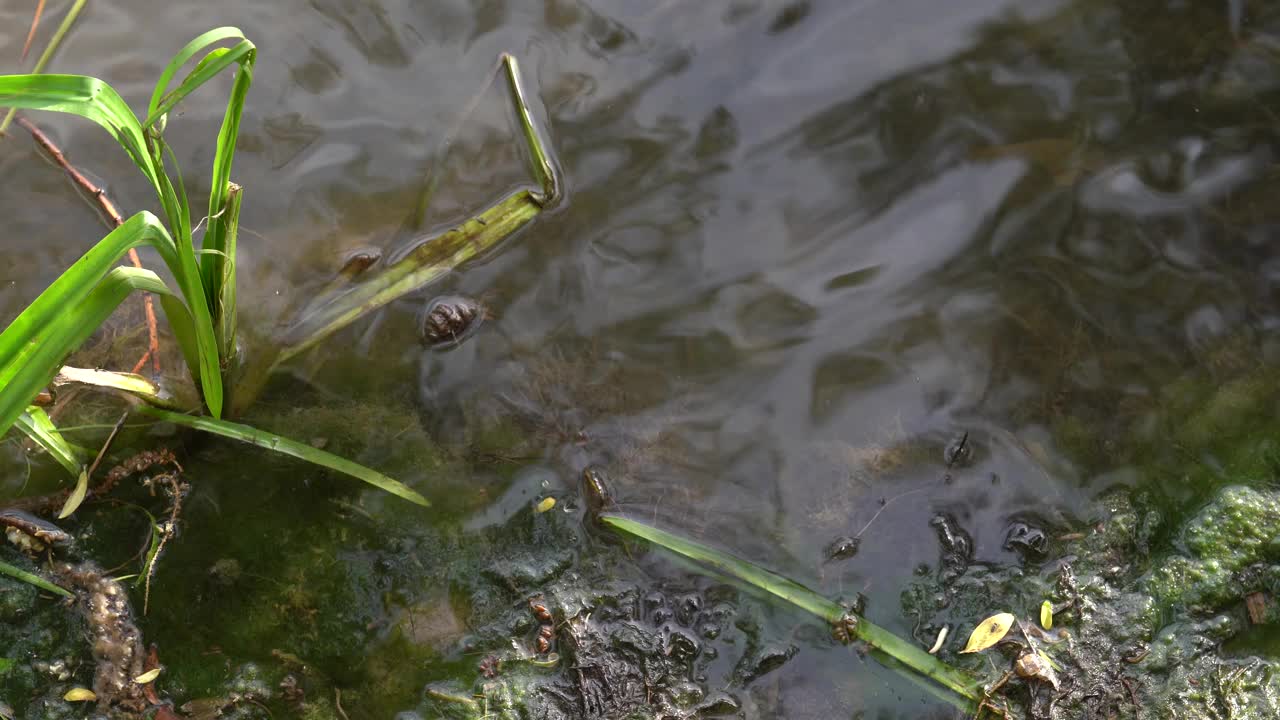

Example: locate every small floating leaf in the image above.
[1040,600,1053,630]
[960,612,1015,654]
[64,687,96,702]
[535,497,556,513]
[133,667,162,684]
[58,467,89,519]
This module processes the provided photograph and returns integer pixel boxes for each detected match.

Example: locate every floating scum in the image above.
[0,29,561,509]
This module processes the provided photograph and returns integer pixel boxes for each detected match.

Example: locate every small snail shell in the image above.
[420,295,484,348]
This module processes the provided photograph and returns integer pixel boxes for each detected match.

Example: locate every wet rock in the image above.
[734,644,798,685]
[696,692,741,715]
[943,432,973,467]
[928,513,973,584]
[675,592,703,626]
[666,629,701,662]
[823,535,860,562]
[1003,521,1049,561]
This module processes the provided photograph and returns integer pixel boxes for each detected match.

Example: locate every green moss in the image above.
[1146,486,1280,611]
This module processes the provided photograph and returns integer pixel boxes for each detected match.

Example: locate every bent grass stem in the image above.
[598,513,982,710]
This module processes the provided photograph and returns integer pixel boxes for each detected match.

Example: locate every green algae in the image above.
[1147,486,1280,613]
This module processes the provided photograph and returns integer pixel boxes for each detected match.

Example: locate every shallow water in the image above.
[3,0,1280,717]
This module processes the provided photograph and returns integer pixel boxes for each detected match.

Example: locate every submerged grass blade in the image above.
[599,513,982,705]
[138,407,430,507]
[0,560,73,598]
[500,54,560,205]
[276,189,542,364]
[272,53,561,374]
[14,406,86,477]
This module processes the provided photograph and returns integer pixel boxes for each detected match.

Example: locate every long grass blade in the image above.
[0,560,73,598]
[197,51,252,304]
[0,213,170,373]
[599,513,982,704]
[140,28,255,318]
[0,73,161,196]
[14,406,86,476]
[137,407,430,507]
[144,28,253,129]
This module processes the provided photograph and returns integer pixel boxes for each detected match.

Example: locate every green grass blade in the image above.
[0,0,87,134]
[0,213,173,373]
[0,211,221,418]
[0,560,73,598]
[137,407,430,507]
[0,71,225,416]
[277,190,542,364]
[599,514,982,704]
[139,28,255,312]
[14,406,86,477]
[500,54,561,205]
[0,73,162,196]
[214,183,242,365]
[600,514,844,620]
[144,28,252,129]
[0,266,192,434]
[199,53,253,302]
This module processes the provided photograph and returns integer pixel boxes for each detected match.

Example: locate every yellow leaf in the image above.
[535,497,556,513]
[1040,600,1053,630]
[960,612,1015,653]
[133,667,162,684]
[58,467,88,519]
[63,687,96,702]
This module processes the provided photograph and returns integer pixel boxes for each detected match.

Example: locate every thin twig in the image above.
[334,688,350,720]
[854,486,928,538]
[86,412,128,478]
[20,0,47,61]
[143,472,186,615]
[0,0,86,134]
[15,115,162,373]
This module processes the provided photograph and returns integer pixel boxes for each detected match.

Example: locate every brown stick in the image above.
[15,115,162,374]
[21,0,47,61]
